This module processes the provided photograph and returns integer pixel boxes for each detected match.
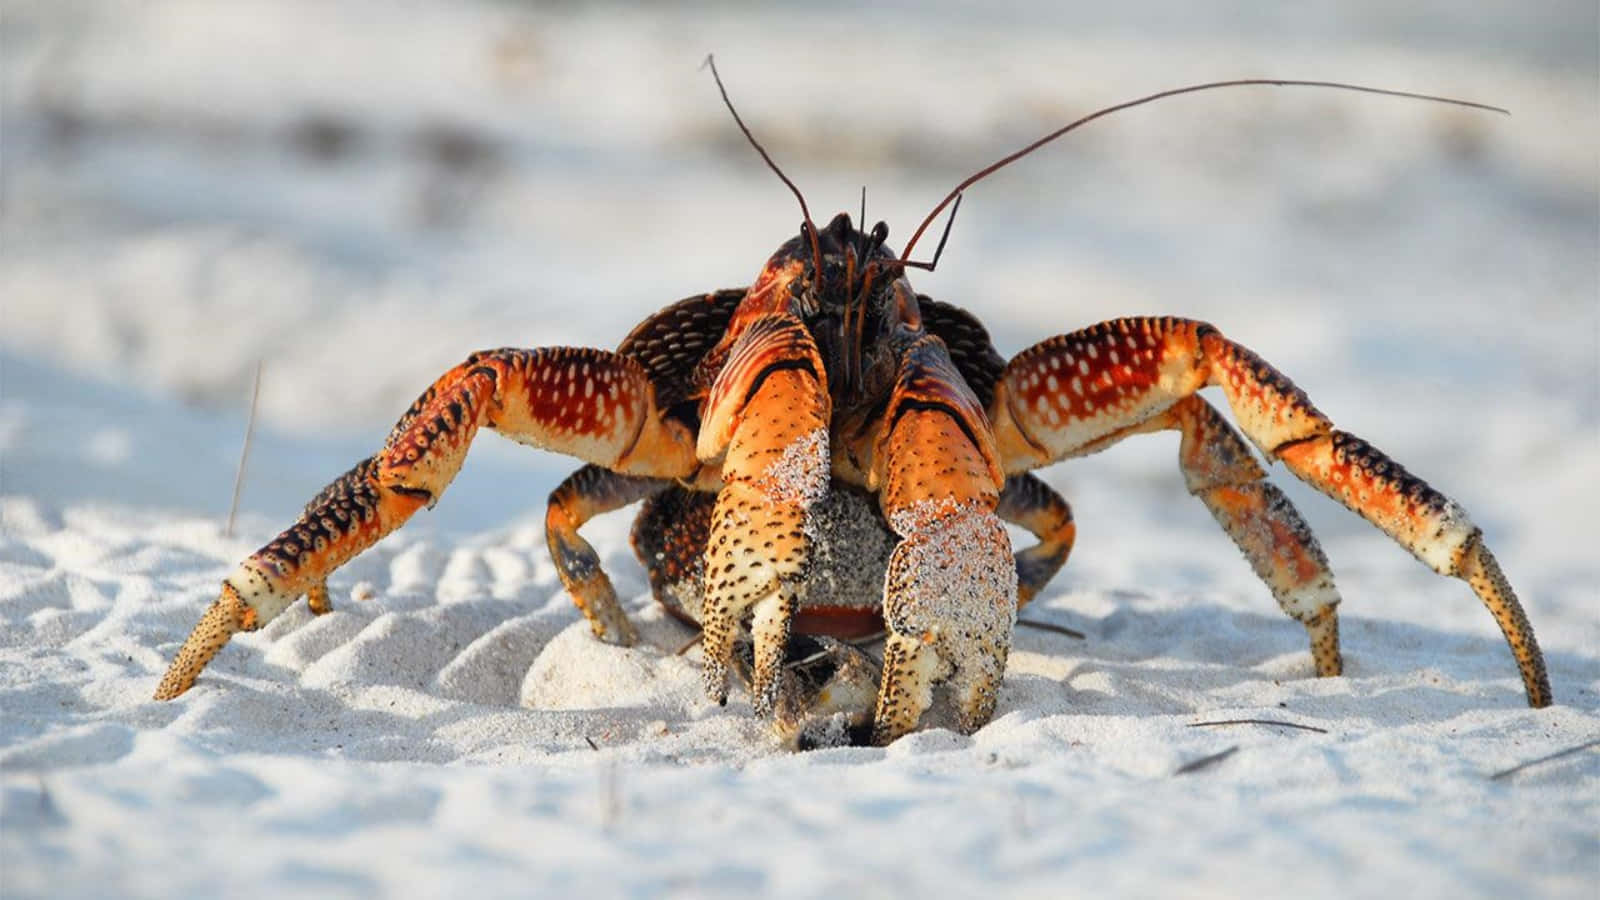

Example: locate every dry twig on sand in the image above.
[1489,737,1600,781]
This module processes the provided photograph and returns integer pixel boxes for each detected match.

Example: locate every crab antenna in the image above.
[899,79,1510,264]
[859,185,868,253]
[894,192,963,273]
[703,55,823,277]
[926,191,962,270]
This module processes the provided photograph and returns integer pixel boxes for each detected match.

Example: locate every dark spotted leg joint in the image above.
[156,345,698,700]
[1201,331,1552,707]
[995,473,1076,607]
[547,465,669,646]
[1276,430,1551,706]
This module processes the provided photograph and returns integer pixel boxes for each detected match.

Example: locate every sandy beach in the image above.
[2,2,1596,897]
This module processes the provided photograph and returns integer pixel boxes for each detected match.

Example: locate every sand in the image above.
[2,2,1596,897]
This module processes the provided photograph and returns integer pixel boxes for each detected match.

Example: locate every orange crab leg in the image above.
[155,347,697,700]
[546,465,672,646]
[988,316,1550,707]
[996,474,1076,607]
[1114,394,1344,673]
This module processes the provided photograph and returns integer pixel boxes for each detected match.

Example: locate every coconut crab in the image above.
[154,70,1552,745]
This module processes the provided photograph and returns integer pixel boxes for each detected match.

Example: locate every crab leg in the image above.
[1113,394,1344,673]
[871,336,1015,744]
[988,316,1551,707]
[996,474,1076,607]
[154,347,697,700]
[546,465,671,646]
[695,314,831,717]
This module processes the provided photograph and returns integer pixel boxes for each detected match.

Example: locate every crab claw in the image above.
[872,505,1018,745]
[153,581,256,700]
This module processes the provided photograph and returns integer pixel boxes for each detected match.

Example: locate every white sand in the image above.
[2,2,1597,897]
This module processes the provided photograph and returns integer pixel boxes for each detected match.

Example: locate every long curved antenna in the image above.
[899,79,1509,265]
[702,55,822,276]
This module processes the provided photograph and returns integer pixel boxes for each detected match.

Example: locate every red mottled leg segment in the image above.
[872,337,1014,744]
[987,316,1549,707]
[547,465,671,646]
[995,474,1076,607]
[156,347,696,700]
[987,317,1212,473]
[696,315,831,716]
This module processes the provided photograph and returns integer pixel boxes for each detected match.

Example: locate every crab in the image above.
[153,72,1552,746]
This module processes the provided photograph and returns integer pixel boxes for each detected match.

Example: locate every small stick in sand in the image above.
[675,632,704,656]
[1489,737,1600,781]
[1016,618,1087,640]
[1174,745,1239,775]
[1188,718,1329,734]
[224,359,264,539]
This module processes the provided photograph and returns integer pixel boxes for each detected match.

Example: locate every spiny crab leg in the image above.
[154,346,697,700]
[156,454,411,700]
[987,316,1551,707]
[1094,394,1344,675]
[995,473,1076,607]
[546,465,671,646]
[154,584,253,700]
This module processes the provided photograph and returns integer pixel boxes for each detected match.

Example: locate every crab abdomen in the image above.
[630,482,897,639]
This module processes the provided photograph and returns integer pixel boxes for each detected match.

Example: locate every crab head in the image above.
[738,212,925,405]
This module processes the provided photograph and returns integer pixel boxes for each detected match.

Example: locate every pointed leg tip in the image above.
[1457,541,1553,712]
[152,679,187,702]
[152,587,250,702]
[1528,678,1554,708]
[306,580,332,616]
[594,617,639,648]
[702,664,730,707]
[572,575,639,647]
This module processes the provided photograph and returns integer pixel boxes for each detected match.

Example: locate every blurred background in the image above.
[2,1,1595,603]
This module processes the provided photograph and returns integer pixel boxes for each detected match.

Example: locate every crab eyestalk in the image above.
[153,582,255,700]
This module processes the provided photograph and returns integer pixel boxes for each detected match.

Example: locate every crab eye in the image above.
[871,221,889,244]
